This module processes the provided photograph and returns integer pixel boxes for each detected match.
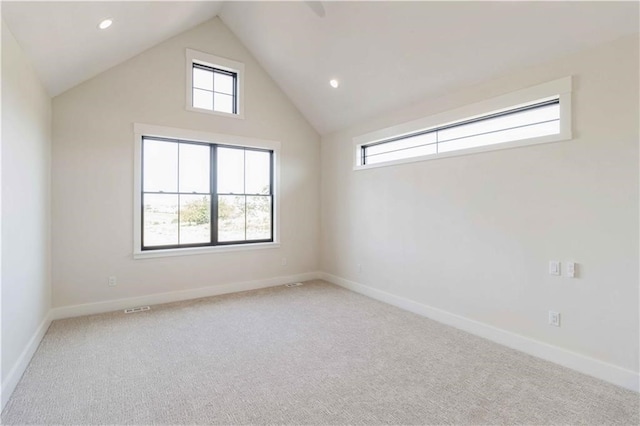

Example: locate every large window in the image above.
[354,76,572,169]
[141,136,273,251]
[186,49,245,118]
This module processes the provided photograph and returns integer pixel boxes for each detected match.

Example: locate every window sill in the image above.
[186,105,245,120]
[133,242,280,260]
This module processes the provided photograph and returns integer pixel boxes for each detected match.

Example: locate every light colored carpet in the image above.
[2,280,638,425]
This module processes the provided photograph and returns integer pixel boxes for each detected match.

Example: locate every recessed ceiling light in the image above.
[98,18,113,30]
[329,79,339,89]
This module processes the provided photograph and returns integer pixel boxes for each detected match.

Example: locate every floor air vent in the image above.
[124,306,151,314]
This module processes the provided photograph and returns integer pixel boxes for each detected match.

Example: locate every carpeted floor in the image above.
[2,280,638,425]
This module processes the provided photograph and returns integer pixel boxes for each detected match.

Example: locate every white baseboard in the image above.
[1,312,53,411]
[51,271,322,320]
[4,269,634,415]
[320,272,640,393]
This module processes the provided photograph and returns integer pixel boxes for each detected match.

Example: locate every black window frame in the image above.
[191,62,239,115]
[141,136,274,251]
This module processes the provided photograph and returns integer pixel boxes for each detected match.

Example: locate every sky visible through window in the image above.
[142,139,271,248]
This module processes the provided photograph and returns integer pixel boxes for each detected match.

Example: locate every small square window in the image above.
[191,64,237,114]
[186,49,244,119]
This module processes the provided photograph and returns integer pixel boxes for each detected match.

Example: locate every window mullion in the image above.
[233,74,238,114]
[176,144,181,245]
[141,138,146,249]
[270,151,274,241]
[243,149,247,241]
[244,195,247,241]
[211,145,218,245]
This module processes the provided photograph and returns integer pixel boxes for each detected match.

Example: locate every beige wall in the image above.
[52,18,320,307]
[7,9,637,394]
[320,36,639,372]
[1,23,52,383]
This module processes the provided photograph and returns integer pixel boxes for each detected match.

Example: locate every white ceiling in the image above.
[220,1,639,134]
[2,1,223,96]
[2,1,639,135]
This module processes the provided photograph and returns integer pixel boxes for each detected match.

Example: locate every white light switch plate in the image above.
[566,262,576,278]
[549,261,561,276]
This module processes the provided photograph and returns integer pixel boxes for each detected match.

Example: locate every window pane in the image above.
[193,89,213,110]
[218,195,245,242]
[438,120,560,153]
[179,144,210,193]
[246,196,271,240]
[193,67,213,91]
[143,140,177,192]
[366,132,436,157]
[438,103,560,143]
[179,195,210,244]
[143,194,178,247]
[214,72,234,95]
[366,143,437,165]
[217,147,244,194]
[214,93,234,114]
[245,150,271,194]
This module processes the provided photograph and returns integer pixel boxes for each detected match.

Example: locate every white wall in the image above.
[52,18,320,308]
[1,22,52,402]
[321,36,639,375]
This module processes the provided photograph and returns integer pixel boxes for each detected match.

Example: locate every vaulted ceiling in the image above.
[2,1,223,97]
[3,1,639,135]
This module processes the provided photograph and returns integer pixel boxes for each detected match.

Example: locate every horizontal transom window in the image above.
[354,76,572,169]
[362,98,559,166]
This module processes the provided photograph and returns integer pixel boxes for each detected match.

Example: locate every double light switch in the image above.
[549,261,577,278]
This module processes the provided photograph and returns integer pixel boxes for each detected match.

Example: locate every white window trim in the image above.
[185,48,245,119]
[353,76,572,170]
[132,123,280,260]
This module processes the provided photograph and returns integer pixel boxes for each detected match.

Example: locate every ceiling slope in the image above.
[2,1,223,97]
[2,1,638,134]
[220,1,639,135]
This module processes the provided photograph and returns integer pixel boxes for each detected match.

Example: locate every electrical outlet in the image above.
[281,258,287,266]
[108,276,117,287]
[566,262,576,278]
[548,311,561,327]
[357,264,362,273]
